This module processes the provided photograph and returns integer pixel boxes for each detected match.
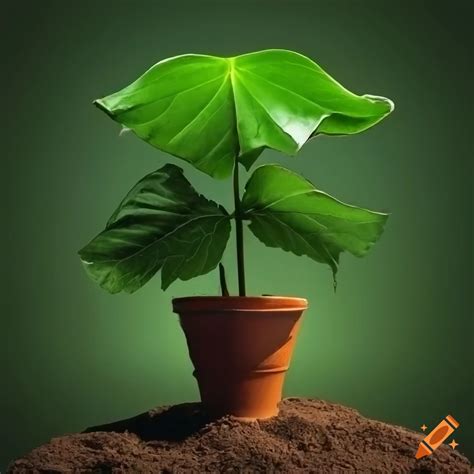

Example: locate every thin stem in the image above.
[219,263,229,297]
[233,160,246,296]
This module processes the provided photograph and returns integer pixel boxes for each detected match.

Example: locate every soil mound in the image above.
[8,398,471,473]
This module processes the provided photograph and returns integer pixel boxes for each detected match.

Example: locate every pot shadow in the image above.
[84,402,213,442]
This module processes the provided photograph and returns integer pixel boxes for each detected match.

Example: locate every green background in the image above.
[2,0,473,468]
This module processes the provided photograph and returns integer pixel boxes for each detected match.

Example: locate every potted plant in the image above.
[80,49,394,420]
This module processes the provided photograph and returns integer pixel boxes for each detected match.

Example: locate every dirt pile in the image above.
[8,398,471,473]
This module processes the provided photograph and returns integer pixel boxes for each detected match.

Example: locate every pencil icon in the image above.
[416,415,459,459]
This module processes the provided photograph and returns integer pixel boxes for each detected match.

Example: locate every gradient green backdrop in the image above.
[2,0,473,468]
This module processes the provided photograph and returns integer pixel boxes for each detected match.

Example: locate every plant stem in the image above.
[233,160,246,296]
[219,263,229,297]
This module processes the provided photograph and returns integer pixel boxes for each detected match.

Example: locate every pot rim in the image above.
[172,295,308,312]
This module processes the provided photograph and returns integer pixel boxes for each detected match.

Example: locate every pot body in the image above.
[172,296,307,420]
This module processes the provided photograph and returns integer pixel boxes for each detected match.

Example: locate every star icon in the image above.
[449,439,459,450]
[420,424,427,431]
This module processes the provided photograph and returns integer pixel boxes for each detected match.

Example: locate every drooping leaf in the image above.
[241,164,388,284]
[79,164,231,293]
[95,49,394,179]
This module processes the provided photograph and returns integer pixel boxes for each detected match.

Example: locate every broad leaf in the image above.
[79,164,231,293]
[95,49,394,179]
[241,165,388,284]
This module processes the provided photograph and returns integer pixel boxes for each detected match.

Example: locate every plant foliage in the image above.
[79,165,230,293]
[242,165,388,286]
[81,49,394,294]
[95,50,393,179]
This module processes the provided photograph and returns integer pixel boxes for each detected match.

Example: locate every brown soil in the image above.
[8,398,472,473]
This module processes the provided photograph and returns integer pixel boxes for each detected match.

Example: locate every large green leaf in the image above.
[79,164,231,293]
[95,49,394,179]
[241,165,388,285]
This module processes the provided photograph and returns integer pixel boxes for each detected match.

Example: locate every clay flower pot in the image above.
[172,296,308,420]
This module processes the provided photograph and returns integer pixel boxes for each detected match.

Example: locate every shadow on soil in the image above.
[84,403,212,442]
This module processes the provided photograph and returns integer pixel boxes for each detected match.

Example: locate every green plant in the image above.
[79,49,393,295]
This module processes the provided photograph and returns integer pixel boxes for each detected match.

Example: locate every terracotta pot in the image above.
[172,296,308,420]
